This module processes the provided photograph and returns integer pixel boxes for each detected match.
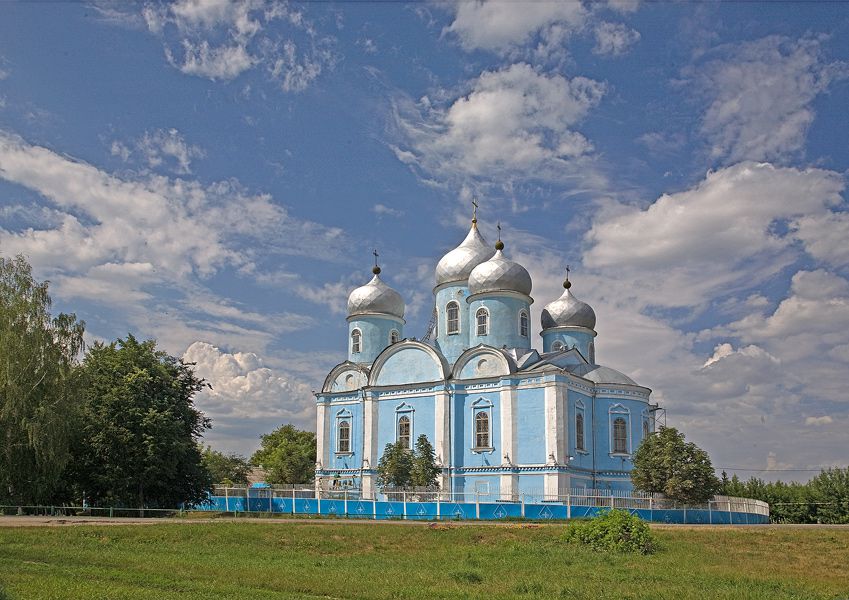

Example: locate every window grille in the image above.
[475,411,490,448]
[398,415,411,449]
[446,302,460,334]
[338,421,351,453]
[576,413,585,451]
[476,308,488,336]
[613,417,628,453]
[520,311,529,337]
[351,329,361,353]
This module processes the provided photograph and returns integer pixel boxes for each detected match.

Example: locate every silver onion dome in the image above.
[541,282,596,330]
[347,268,405,319]
[468,248,532,296]
[435,223,495,287]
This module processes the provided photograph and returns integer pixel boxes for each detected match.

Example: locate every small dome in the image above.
[435,223,495,287]
[541,285,596,330]
[347,273,404,319]
[468,249,532,296]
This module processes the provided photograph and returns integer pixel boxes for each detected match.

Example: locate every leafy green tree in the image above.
[251,424,316,484]
[809,468,849,524]
[376,441,413,488]
[410,434,440,488]
[0,255,85,505]
[72,335,211,508]
[631,426,720,504]
[201,446,251,485]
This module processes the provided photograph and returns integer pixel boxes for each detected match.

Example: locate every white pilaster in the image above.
[500,385,516,466]
[315,401,327,467]
[362,391,378,499]
[434,389,450,468]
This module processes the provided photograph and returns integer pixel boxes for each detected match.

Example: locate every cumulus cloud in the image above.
[392,63,606,187]
[445,1,587,53]
[688,34,849,163]
[142,0,336,90]
[584,162,846,309]
[805,415,833,426]
[372,203,403,217]
[593,21,640,56]
[184,341,315,452]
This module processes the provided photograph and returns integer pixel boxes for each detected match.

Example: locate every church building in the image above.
[315,214,656,501]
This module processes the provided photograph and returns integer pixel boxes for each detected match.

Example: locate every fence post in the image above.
[436,492,441,520]
[292,488,296,515]
[475,491,480,520]
[610,493,614,509]
[344,490,348,518]
[225,486,230,513]
[521,493,525,519]
[566,490,571,520]
[649,495,653,521]
[373,496,377,520]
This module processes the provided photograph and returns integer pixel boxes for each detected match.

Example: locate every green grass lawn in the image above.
[0,520,847,599]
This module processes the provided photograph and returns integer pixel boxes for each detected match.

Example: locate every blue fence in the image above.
[197,494,769,524]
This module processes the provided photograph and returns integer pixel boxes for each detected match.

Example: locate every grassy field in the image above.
[0,519,847,599]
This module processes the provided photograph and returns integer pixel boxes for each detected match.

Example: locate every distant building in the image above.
[315,214,656,500]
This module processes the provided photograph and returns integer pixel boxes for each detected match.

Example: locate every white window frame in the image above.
[475,307,489,336]
[609,404,631,455]
[519,310,529,337]
[395,402,414,450]
[471,398,494,452]
[335,409,353,455]
[351,328,362,354]
[446,301,460,335]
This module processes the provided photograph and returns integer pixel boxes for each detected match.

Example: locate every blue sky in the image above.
[1,1,848,479]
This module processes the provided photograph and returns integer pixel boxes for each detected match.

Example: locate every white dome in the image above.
[347,271,404,319]
[541,284,596,330]
[468,249,532,296]
[435,223,495,287]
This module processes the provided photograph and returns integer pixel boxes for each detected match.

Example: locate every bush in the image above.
[564,509,656,554]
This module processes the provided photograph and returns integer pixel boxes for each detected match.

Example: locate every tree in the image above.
[201,446,251,485]
[0,255,85,505]
[809,468,849,524]
[410,434,440,488]
[251,424,316,484]
[631,426,720,504]
[71,335,211,508]
[376,441,413,488]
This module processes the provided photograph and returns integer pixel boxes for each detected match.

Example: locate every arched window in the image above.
[588,340,595,363]
[551,340,565,352]
[613,417,627,454]
[519,310,529,337]
[351,329,361,354]
[389,329,399,344]
[397,415,411,449]
[576,413,585,451]
[338,421,351,453]
[476,307,489,336]
[642,419,650,439]
[446,301,460,335]
[475,411,490,449]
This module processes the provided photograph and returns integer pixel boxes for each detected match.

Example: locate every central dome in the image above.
[435,223,495,287]
[468,249,532,296]
[347,272,405,319]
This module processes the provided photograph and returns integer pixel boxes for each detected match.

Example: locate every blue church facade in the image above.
[315,217,657,501]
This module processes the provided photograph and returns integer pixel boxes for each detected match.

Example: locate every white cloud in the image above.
[584,162,846,309]
[593,21,640,56]
[393,63,606,186]
[445,1,587,53]
[0,129,343,360]
[184,341,315,453]
[113,128,205,174]
[805,415,833,426]
[689,34,849,163]
[372,203,403,217]
[142,0,336,90]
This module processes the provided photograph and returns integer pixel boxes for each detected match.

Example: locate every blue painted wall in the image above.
[435,283,471,365]
[326,397,364,471]
[376,392,437,453]
[348,315,403,364]
[542,328,594,361]
[374,347,444,386]
[515,386,546,465]
[467,294,532,351]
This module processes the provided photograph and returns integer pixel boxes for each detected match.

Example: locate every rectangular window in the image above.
[447,303,460,334]
[474,411,490,448]
[613,417,628,454]
[576,412,585,451]
[337,421,351,453]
